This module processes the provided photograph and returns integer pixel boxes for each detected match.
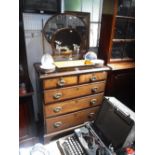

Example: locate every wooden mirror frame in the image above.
[43,12,90,60]
[64,11,90,50]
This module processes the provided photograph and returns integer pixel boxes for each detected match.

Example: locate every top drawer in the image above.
[43,76,78,89]
[79,72,107,84]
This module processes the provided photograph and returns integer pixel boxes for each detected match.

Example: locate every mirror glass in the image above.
[43,13,90,60]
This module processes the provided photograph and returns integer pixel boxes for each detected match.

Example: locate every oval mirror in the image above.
[43,12,90,60]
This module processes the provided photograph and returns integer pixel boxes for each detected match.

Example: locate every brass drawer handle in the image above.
[88,112,95,118]
[53,122,62,128]
[57,78,65,86]
[92,87,98,93]
[90,75,97,82]
[53,107,62,113]
[90,99,97,105]
[53,93,62,99]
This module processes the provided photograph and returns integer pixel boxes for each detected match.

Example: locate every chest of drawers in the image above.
[34,64,109,143]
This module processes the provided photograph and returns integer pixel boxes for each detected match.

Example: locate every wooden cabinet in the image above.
[34,64,109,143]
[98,0,135,63]
[98,0,135,110]
[105,67,135,111]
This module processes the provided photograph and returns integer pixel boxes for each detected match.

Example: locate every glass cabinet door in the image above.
[114,18,134,39]
[111,42,135,60]
[126,19,135,39]
[114,18,128,39]
[111,42,124,59]
[123,42,135,59]
[117,0,132,16]
[128,0,135,17]
[111,0,135,61]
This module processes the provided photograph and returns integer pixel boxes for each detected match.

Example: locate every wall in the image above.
[23,13,52,120]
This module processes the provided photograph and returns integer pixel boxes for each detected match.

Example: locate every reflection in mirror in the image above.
[43,13,90,60]
[51,28,81,59]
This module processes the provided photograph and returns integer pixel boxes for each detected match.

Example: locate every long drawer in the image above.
[46,106,99,133]
[43,76,78,89]
[44,81,106,104]
[44,93,104,117]
[79,72,107,84]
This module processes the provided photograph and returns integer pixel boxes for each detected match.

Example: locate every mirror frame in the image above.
[64,11,90,50]
[42,12,90,60]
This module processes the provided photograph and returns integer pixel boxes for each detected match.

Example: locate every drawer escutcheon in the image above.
[53,107,62,113]
[88,112,95,118]
[90,99,97,105]
[53,122,62,128]
[91,87,98,93]
[57,78,65,86]
[90,75,97,82]
[53,93,62,99]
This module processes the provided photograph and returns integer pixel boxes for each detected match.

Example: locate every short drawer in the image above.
[44,92,104,117]
[46,106,99,133]
[44,81,106,104]
[43,76,78,89]
[79,72,107,84]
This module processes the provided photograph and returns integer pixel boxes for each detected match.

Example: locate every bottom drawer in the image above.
[46,106,99,133]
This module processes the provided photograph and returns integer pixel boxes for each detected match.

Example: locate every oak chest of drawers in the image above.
[34,63,109,143]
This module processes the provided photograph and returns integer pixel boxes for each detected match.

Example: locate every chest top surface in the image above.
[34,63,110,79]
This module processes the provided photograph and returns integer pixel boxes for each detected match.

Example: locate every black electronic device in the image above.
[57,97,135,155]
[22,0,61,14]
[93,98,134,150]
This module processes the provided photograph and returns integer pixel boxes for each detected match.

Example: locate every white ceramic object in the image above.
[41,53,54,67]
[40,64,55,70]
[84,51,97,60]
[40,64,56,74]
[92,59,104,65]
[40,53,55,72]
[92,59,104,67]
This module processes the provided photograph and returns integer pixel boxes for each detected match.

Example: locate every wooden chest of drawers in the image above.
[34,64,109,143]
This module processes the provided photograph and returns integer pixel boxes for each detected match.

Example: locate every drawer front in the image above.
[44,93,104,117]
[46,106,99,133]
[43,76,78,89]
[44,81,106,104]
[79,72,107,84]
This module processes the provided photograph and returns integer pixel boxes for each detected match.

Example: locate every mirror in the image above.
[43,12,90,60]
